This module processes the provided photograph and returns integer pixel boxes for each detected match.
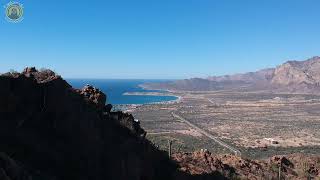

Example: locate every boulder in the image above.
[78,84,106,111]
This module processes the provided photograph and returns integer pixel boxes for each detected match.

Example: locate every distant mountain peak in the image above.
[144,56,320,93]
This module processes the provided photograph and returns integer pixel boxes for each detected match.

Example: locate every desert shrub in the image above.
[297,159,312,178]
[270,163,279,173]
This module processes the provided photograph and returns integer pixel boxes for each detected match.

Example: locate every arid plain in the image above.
[130,91,320,159]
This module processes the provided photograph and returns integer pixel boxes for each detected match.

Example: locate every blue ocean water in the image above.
[67,79,177,105]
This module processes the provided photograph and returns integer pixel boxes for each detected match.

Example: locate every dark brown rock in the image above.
[0,68,175,180]
[0,152,34,180]
[104,104,113,113]
[270,156,294,170]
[77,84,106,111]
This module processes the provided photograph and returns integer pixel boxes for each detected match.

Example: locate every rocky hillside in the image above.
[0,67,177,180]
[143,56,320,93]
[174,150,320,179]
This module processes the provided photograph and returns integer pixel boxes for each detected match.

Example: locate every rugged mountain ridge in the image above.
[143,56,320,93]
[271,56,320,93]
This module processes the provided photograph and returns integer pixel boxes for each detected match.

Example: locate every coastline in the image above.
[122,91,182,105]
[114,84,183,113]
[113,94,181,113]
[115,84,182,112]
[138,83,177,93]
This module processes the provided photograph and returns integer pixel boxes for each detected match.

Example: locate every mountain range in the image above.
[143,56,320,93]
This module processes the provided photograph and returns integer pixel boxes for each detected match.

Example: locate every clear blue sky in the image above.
[1,0,319,79]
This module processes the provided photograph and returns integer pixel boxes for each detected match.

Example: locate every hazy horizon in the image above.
[1,0,320,79]
[2,55,318,80]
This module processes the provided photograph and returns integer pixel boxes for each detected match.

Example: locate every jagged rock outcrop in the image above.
[173,150,236,177]
[76,84,106,111]
[0,67,175,180]
[173,151,320,179]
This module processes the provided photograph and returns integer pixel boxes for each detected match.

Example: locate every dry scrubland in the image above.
[131,91,320,159]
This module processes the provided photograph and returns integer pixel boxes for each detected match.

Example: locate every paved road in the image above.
[172,112,241,156]
[148,132,172,135]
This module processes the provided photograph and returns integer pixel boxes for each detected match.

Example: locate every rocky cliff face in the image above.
[271,56,320,93]
[143,56,320,93]
[0,67,175,180]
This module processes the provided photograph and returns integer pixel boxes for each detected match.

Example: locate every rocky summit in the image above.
[270,56,320,93]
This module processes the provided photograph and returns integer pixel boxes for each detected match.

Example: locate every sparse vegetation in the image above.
[133,91,320,159]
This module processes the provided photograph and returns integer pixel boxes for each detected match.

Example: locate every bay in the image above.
[67,79,177,105]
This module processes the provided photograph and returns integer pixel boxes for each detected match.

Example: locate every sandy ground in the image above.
[131,91,320,157]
